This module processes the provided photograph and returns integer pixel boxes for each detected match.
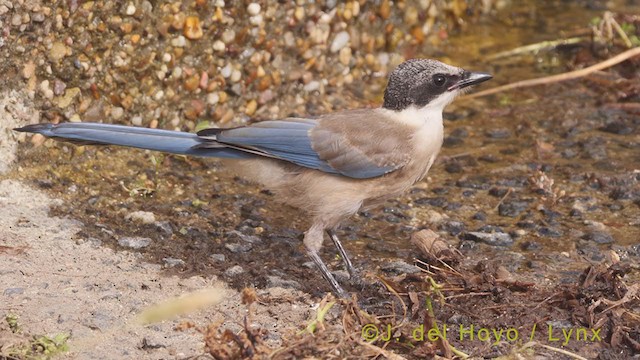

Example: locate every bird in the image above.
[15,59,492,297]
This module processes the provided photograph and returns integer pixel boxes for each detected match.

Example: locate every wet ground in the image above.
[2,0,640,359]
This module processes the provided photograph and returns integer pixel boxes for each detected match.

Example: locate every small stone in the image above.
[220,63,232,78]
[163,258,185,267]
[330,31,350,53]
[221,29,235,44]
[266,276,300,289]
[125,3,136,15]
[485,128,512,139]
[183,16,203,40]
[118,236,151,249]
[54,87,81,108]
[131,115,143,126]
[303,81,320,92]
[230,69,242,83]
[224,242,252,253]
[53,79,67,96]
[171,35,187,47]
[224,265,244,276]
[381,261,421,275]
[155,221,173,235]
[498,201,529,217]
[207,92,220,105]
[11,14,21,26]
[3,288,25,296]
[22,61,35,79]
[210,254,226,262]
[337,47,352,66]
[111,106,124,119]
[212,40,225,52]
[162,53,172,62]
[294,7,305,21]
[49,42,68,61]
[582,231,614,244]
[600,121,633,135]
[464,231,514,247]
[249,14,263,26]
[247,3,261,16]
[125,211,156,224]
[154,90,164,100]
[245,100,257,116]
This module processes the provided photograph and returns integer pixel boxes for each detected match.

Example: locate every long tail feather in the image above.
[14,122,251,159]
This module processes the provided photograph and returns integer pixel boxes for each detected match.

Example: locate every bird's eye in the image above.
[433,74,446,87]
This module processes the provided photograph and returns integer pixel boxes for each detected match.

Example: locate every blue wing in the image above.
[196,114,402,179]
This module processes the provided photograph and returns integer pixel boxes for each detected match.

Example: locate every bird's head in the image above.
[383,59,492,112]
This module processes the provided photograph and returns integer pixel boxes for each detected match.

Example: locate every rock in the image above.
[380,260,421,275]
[155,221,173,235]
[224,242,252,253]
[330,31,350,53]
[266,275,300,289]
[582,231,614,244]
[49,42,68,61]
[3,287,25,296]
[183,16,203,40]
[537,226,562,237]
[210,254,226,262]
[125,211,156,224]
[54,87,81,108]
[163,258,185,267]
[485,128,512,138]
[118,237,151,249]
[224,265,244,276]
[247,3,261,16]
[599,121,632,135]
[464,231,514,247]
[498,201,529,217]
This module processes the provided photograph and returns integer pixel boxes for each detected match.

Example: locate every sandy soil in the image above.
[0,90,315,359]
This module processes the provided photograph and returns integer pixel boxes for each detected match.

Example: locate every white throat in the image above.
[380,90,458,128]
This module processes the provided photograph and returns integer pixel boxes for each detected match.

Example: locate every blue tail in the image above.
[14,122,251,159]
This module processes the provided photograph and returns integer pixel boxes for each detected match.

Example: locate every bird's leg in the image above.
[304,224,347,297]
[307,250,347,298]
[326,229,357,278]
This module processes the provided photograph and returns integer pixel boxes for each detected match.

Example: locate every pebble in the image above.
[210,254,226,262]
[163,258,185,267]
[224,242,252,253]
[155,221,173,235]
[498,201,529,217]
[266,276,301,289]
[230,69,242,83]
[54,87,80,108]
[3,288,25,296]
[111,106,124,119]
[582,231,614,244]
[125,211,156,224]
[485,128,512,139]
[330,31,350,53]
[125,3,136,16]
[183,16,203,40]
[131,115,143,126]
[247,3,261,16]
[171,35,187,47]
[380,261,421,275]
[118,236,151,249]
[221,29,236,44]
[212,40,225,52]
[207,92,220,105]
[464,231,514,247]
[224,265,244,276]
[49,42,67,61]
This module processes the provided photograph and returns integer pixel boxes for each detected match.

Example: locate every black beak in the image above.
[448,71,492,91]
